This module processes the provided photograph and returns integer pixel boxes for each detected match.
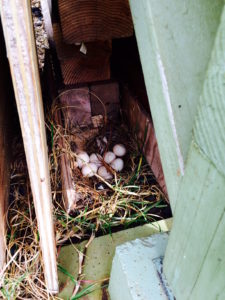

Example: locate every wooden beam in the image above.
[58,0,133,44]
[0,0,58,293]
[129,0,223,210]
[53,24,111,85]
[164,5,225,299]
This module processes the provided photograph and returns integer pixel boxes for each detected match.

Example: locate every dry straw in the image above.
[0,99,168,299]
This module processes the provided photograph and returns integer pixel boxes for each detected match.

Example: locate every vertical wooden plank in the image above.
[129,0,223,210]
[164,5,225,299]
[0,0,58,293]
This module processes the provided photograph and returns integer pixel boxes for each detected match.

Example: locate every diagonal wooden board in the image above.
[0,0,58,293]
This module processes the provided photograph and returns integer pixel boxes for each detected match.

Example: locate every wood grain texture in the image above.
[129,0,223,210]
[194,8,225,178]
[53,24,111,85]
[0,0,58,293]
[122,87,167,195]
[164,6,225,300]
[90,82,120,120]
[58,0,133,43]
[54,110,78,213]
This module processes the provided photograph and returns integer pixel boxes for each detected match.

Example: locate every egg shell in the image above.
[98,166,113,180]
[89,153,103,167]
[76,151,89,168]
[113,144,126,157]
[82,163,98,177]
[111,158,124,172]
[103,151,116,164]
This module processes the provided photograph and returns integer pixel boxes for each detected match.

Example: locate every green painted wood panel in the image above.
[164,5,225,299]
[164,142,225,299]
[194,8,225,177]
[129,0,223,210]
[190,210,225,300]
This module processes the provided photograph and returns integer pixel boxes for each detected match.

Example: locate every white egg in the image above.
[76,151,89,168]
[89,153,102,167]
[111,158,124,172]
[98,166,113,180]
[103,151,116,164]
[113,144,126,157]
[81,163,98,177]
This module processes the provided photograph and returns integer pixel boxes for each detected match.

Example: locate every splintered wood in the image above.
[53,24,111,85]
[58,0,133,44]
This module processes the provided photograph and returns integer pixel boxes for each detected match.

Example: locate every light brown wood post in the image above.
[0,0,58,293]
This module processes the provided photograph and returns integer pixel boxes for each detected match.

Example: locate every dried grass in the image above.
[0,102,168,299]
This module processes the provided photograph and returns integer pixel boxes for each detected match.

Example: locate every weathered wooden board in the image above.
[0,0,58,293]
[164,6,225,299]
[54,109,78,213]
[58,0,133,43]
[90,82,120,121]
[122,87,167,195]
[53,24,111,85]
[129,0,223,210]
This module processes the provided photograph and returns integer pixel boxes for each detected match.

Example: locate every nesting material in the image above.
[31,0,49,69]
[3,120,169,298]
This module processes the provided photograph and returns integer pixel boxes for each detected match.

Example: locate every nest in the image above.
[0,100,169,299]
